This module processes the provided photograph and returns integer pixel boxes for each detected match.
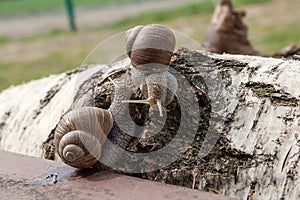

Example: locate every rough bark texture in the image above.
[0,49,300,200]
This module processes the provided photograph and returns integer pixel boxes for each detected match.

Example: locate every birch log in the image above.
[0,49,299,200]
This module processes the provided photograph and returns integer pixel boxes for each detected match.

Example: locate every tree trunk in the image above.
[0,49,299,200]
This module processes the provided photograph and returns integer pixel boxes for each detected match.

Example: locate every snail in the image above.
[123,24,178,117]
[54,79,135,168]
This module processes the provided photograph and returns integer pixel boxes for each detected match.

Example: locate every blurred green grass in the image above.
[99,0,270,30]
[100,1,215,30]
[0,0,299,90]
[0,0,146,16]
[257,23,300,53]
[0,36,10,45]
[0,52,79,88]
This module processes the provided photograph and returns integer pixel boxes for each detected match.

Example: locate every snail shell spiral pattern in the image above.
[54,107,113,168]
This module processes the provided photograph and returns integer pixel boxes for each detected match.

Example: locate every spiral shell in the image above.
[54,107,113,168]
[125,24,176,72]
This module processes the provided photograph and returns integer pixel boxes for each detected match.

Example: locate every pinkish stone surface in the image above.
[0,151,234,200]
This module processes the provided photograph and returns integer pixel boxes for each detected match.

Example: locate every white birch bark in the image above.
[0,52,299,200]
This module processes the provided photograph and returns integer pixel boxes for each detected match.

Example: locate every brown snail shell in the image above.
[54,107,113,168]
[125,24,176,72]
[123,24,178,116]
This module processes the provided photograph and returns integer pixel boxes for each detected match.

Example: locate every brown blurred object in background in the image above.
[202,0,300,58]
[202,0,261,55]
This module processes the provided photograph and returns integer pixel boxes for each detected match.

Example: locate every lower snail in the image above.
[54,79,135,168]
[123,24,178,117]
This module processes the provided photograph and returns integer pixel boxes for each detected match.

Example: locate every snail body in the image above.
[54,81,135,169]
[124,24,178,116]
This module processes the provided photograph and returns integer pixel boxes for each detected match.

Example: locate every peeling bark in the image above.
[0,49,300,200]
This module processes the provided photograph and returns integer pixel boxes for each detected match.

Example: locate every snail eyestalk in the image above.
[124,63,131,88]
[108,77,117,87]
[156,100,163,117]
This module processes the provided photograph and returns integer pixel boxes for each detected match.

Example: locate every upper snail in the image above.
[123,24,178,116]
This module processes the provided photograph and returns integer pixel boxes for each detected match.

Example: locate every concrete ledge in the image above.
[0,151,234,200]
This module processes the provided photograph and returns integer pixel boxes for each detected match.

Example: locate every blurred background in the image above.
[0,0,299,90]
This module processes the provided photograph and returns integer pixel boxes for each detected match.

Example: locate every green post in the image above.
[65,0,77,31]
